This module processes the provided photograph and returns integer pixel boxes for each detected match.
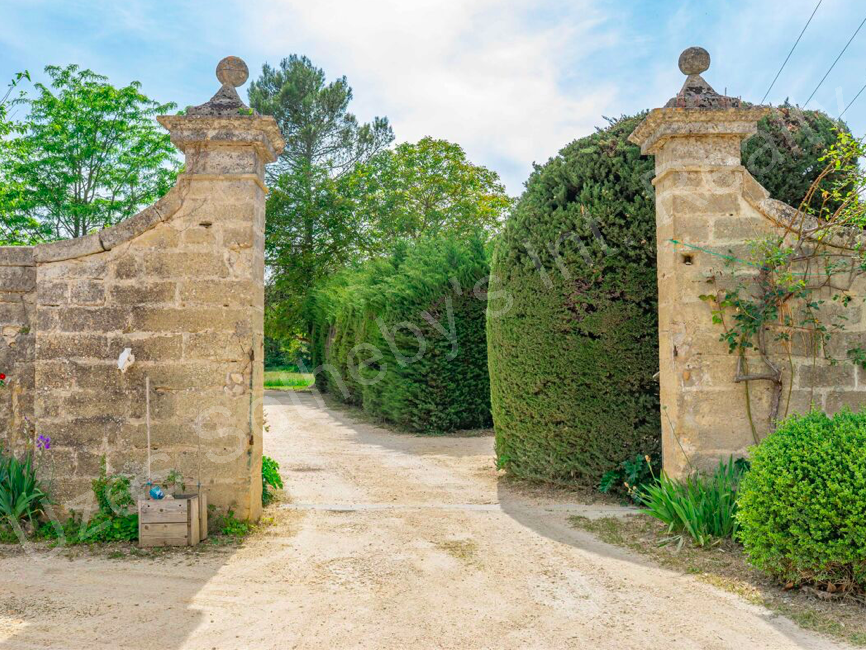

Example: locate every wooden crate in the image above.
[198,491,208,540]
[138,495,201,547]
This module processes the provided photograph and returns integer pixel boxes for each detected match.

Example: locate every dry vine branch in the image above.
[706,130,866,440]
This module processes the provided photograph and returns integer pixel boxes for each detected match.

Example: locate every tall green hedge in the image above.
[310,233,491,432]
[488,108,842,486]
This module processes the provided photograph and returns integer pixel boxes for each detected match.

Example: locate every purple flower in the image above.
[36,435,51,451]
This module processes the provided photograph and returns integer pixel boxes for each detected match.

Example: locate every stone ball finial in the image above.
[678,47,710,76]
[216,56,249,88]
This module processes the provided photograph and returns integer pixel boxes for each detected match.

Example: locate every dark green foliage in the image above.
[488,109,841,487]
[0,449,49,527]
[218,509,253,537]
[41,457,139,544]
[599,453,657,504]
[640,458,747,548]
[488,114,659,485]
[742,102,846,210]
[311,233,491,433]
[737,411,866,593]
[264,336,310,369]
[261,455,284,506]
[249,56,393,338]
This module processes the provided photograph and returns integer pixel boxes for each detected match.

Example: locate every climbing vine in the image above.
[701,131,866,442]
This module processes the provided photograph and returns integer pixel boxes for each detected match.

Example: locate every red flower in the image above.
[0,374,5,380]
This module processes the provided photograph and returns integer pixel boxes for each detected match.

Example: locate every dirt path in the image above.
[0,391,849,649]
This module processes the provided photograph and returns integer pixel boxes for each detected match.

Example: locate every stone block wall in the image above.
[0,246,36,446]
[0,57,284,520]
[631,49,866,477]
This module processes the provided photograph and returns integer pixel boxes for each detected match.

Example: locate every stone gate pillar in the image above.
[629,48,770,477]
[17,57,284,521]
[150,57,284,519]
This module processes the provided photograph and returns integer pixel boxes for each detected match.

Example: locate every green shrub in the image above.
[737,410,866,593]
[79,458,138,542]
[218,509,253,537]
[487,108,842,487]
[40,457,138,544]
[310,232,491,433]
[261,455,283,506]
[599,453,657,504]
[640,457,747,548]
[488,114,659,485]
[0,450,49,527]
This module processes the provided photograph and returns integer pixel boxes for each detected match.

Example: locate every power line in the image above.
[804,15,866,107]
[761,0,823,104]
[839,79,866,118]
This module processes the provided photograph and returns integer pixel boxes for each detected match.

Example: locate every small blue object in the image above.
[149,485,165,500]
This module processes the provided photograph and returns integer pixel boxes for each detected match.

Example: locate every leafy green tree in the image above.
[0,71,48,246]
[0,72,28,135]
[2,65,178,240]
[249,55,393,180]
[259,161,363,337]
[345,137,512,251]
[248,55,394,337]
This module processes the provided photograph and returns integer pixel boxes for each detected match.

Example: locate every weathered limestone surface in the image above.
[0,57,284,519]
[0,247,35,448]
[631,48,866,477]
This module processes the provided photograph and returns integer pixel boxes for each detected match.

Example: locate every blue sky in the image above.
[1,0,864,194]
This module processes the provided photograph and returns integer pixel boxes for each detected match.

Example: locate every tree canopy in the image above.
[0,71,49,246]
[345,137,512,250]
[1,65,178,241]
[249,57,511,344]
[249,55,394,181]
[249,55,395,338]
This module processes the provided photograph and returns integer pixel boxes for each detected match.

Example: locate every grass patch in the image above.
[435,539,478,563]
[264,368,314,390]
[571,514,866,647]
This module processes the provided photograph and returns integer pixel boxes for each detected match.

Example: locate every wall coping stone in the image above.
[33,232,104,264]
[25,185,185,263]
[0,246,35,267]
[99,186,184,251]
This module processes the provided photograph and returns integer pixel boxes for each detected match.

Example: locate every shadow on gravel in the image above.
[496,478,837,650]
[0,539,240,650]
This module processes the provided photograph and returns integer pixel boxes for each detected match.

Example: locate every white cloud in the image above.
[236,0,623,193]
[3,0,865,194]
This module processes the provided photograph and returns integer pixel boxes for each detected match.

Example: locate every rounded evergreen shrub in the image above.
[487,109,842,486]
[310,232,491,433]
[743,101,845,208]
[737,410,866,592]
[488,114,657,484]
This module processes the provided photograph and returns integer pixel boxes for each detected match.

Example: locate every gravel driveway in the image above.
[0,390,848,649]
